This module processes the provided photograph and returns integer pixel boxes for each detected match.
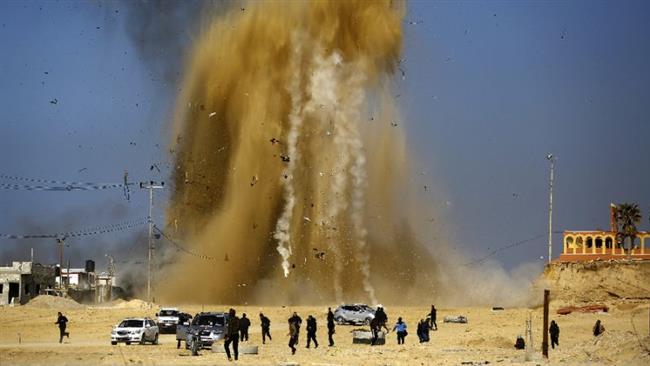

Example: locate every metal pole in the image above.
[148,186,153,303]
[57,238,64,290]
[542,289,550,358]
[140,181,164,303]
[547,154,555,264]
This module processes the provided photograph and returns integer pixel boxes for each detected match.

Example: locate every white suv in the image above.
[111,318,159,345]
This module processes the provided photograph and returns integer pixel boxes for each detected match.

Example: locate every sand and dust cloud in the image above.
[156,0,537,306]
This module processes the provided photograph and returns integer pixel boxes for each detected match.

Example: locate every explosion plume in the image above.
[160,0,441,305]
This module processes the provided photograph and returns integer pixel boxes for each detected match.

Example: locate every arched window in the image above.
[586,237,593,248]
[576,236,584,248]
[595,237,603,248]
[566,236,575,248]
[605,237,613,249]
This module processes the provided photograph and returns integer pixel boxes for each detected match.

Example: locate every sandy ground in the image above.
[1,299,649,366]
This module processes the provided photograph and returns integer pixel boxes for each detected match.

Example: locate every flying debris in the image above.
[150,164,161,173]
[49,98,58,104]
[208,112,217,118]
[250,175,258,186]
[391,122,398,127]
[303,216,311,222]
[270,137,281,145]
[280,155,290,162]
[398,67,406,80]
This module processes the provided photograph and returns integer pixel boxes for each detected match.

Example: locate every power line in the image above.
[0,218,147,240]
[0,172,134,200]
[153,226,217,261]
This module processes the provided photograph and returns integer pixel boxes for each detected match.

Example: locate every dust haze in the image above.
[157,0,537,307]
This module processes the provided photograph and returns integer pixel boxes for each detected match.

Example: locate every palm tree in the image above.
[615,203,642,258]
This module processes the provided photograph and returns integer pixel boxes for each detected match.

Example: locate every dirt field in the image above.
[1,297,649,366]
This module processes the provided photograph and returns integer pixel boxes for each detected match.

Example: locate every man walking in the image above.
[239,313,251,342]
[224,308,240,361]
[327,307,335,347]
[288,317,299,355]
[260,312,272,344]
[55,312,69,343]
[393,317,407,345]
[288,312,302,344]
[428,305,438,330]
[549,320,560,349]
[306,315,318,348]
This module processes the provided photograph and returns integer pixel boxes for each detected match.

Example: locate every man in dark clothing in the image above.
[306,315,318,348]
[224,308,240,361]
[375,307,389,333]
[417,319,430,343]
[593,319,605,337]
[55,312,69,343]
[260,313,272,344]
[288,312,302,344]
[428,305,438,330]
[327,307,335,347]
[549,320,560,349]
[370,317,384,346]
[288,320,299,355]
[514,335,525,350]
[239,313,251,342]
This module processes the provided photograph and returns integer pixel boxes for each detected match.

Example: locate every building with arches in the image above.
[560,204,650,262]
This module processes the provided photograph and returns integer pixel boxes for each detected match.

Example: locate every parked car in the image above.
[156,307,184,334]
[333,304,376,325]
[111,318,159,345]
[176,312,227,349]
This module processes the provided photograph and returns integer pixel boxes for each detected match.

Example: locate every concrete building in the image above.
[0,262,56,305]
[56,268,96,290]
[560,204,650,262]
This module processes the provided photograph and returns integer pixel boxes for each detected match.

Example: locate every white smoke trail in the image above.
[274,34,305,278]
[344,63,377,305]
[304,50,347,301]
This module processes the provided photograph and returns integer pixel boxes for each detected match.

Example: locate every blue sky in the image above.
[1,0,649,271]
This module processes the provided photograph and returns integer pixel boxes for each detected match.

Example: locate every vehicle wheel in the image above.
[177,339,181,349]
[153,333,159,345]
[140,336,146,345]
[364,317,373,325]
[111,341,117,345]
[125,341,131,345]
[335,317,345,325]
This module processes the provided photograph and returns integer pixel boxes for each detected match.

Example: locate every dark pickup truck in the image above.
[176,312,228,349]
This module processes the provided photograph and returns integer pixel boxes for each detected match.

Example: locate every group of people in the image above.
[514,319,606,351]
[60,304,612,360]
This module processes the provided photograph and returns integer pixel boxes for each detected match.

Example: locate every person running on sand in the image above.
[55,312,69,343]
[306,315,318,348]
[260,313,272,344]
[549,320,560,349]
[393,317,407,345]
[288,320,299,355]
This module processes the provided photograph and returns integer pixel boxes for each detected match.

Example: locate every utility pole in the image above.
[56,238,65,290]
[546,154,556,264]
[140,181,164,303]
[542,289,550,358]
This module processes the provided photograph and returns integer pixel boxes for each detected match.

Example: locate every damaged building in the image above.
[0,261,56,305]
